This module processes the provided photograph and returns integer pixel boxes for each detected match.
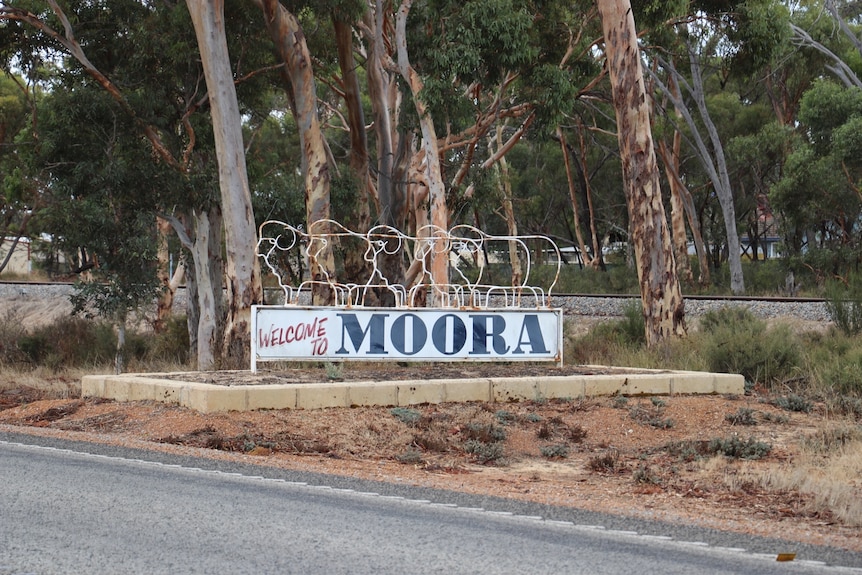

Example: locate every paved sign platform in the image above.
[81,368,744,413]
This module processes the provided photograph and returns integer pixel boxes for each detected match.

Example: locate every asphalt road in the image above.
[1,432,860,575]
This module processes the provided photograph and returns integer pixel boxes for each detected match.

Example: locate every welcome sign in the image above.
[251,306,563,370]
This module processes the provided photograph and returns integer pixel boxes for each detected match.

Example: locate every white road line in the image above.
[3,439,861,573]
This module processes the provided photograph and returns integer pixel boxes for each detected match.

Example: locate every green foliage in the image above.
[706,436,772,460]
[540,444,569,459]
[699,307,801,385]
[145,315,191,365]
[825,274,862,336]
[19,317,116,368]
[463,439,505,464]
[820,357,862,397]
[725,407,758,426]
[390,407,422,426]
[462,419,507,463]
[773,394,813,413]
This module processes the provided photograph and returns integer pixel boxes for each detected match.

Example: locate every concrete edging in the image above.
[81,369,744,413]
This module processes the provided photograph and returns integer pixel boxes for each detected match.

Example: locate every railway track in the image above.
[0,280,832,322]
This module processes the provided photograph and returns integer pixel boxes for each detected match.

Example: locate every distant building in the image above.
[0,237,32,276]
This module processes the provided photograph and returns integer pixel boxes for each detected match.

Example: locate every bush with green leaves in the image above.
[390,407,422,426]
[818,360,862,397]
[20,317,117,368]
[824,273,862,336]
[773,394,813,413]
[540,444,569,459]
[698,306,801,386]
[464,439,505,464]
[725,407,758,426]
[707,436,772,460]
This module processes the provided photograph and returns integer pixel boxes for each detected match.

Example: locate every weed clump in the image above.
[390,407,422,426]
[725,407,758,426]
[540,444,569,459]
[629,401,675,429]
[699,307,801,386]
[824,273,862,335]
[588,450,620,472]
[773,394,813,413]
[707,436,772,460]
[464,439,504,464]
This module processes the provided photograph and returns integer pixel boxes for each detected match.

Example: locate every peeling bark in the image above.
[597,0,686,345]
[186,0,262,367]
[257,0,335,305]
[154,216,185,333]
[395,0,448,306]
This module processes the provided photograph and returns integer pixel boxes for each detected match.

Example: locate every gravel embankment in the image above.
[0,282,831,323]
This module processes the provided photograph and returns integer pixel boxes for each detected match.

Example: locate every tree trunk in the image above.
[258,0,335,306]
[496,125,523,286]
[154,216,185,333]
[557,127,593,268]
[683,39,744,295]
[115,313,126,375]
[395,0,448,306]
[166,208,223,370]
[597,0,686,345]
[658,137,693,284]
[186,0,262,368]
[334,17,372,286]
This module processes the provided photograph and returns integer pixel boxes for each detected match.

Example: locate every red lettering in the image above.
[317,317,328,337]
[259,328,272,348]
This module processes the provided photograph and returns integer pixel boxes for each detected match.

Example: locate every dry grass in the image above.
[3,363,862,548]
[0,366,85,397]
[753,427,862,526]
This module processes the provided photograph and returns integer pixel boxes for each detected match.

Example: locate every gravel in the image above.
[0,282,831,323]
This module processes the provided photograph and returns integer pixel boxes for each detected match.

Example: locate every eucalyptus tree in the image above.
[0,73,36,274]
[0,0,275,368]
[772,79,862,278]
[646,0,790,296]
[597,0,686,344]
[791,0,862,89]
[35,86,168,373]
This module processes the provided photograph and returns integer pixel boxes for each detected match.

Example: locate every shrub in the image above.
[145,315,191,365]
[818,357,862,397]
[725,407,758,426]
[773,394,813,413]
[629,402,675,429]
[390,407,422,426]
[0,310,27,364]
[825,274,862,335]
[699,307,801,386]
[802,426,862,453]
[463,422,507,443]
[633,464,663,485]
[540,444,569,459]
[588,450,620,472]
[464,439,504,464]
[566,301,645,364]
[21,317,116,368]
[707,436,772,460]
[495,410,516,425]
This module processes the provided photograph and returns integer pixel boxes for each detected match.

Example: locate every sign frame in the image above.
[251,305,563,372]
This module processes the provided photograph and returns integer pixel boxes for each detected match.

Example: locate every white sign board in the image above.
[251,306,563,371]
